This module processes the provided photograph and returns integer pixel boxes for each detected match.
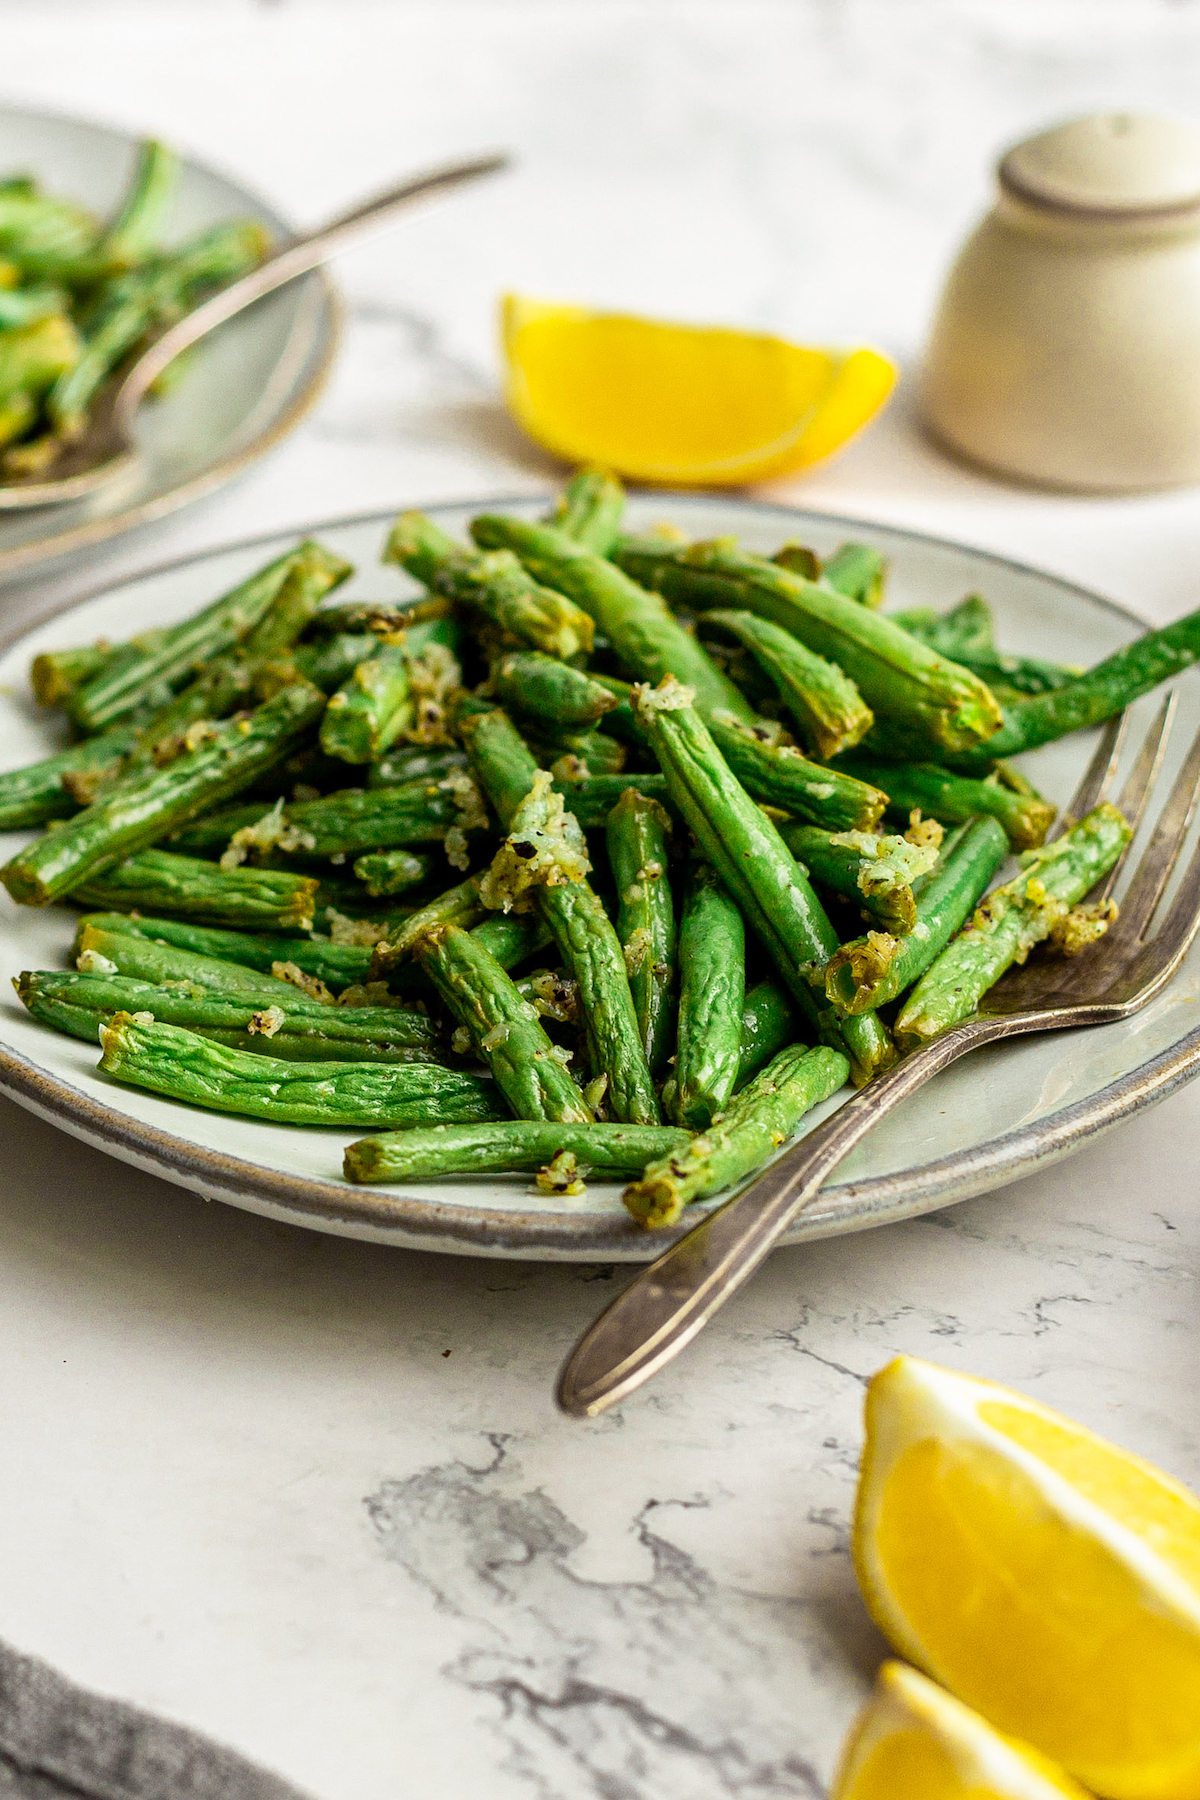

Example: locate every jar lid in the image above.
[999,113,1200,218]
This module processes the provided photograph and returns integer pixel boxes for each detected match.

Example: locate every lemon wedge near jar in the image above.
[831,1661,1091,1800]
[501,295,896,486]
[854,1355,1200,1800]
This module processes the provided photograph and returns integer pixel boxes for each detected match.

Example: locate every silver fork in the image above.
[558,700,1200,1418]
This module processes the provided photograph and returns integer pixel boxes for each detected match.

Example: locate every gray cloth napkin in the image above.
[0,1639,309,1799]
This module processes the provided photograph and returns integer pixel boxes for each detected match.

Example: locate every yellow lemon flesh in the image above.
[854,1356,1200,1800]
[831,1661,1092,1800]
[501,295,896,487]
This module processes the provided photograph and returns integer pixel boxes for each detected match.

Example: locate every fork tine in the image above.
[1058,711,1127,832]
[1112,717,1200,941]
[1093,694,1176,904]
[1114,830,1200,1005]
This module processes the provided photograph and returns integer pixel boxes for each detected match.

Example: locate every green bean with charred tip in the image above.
[492,651,618,728]
[706,714,887,832]
[463,708,660,1124]
[606,789,675,1075]
[700,608,872,759]
[634,682,894,1086]
[667,860,743,1129]
[623,1043,850,1228]
[70,848,318,930]
[470,515,755,721]
[386,513,594,660]
[894,804,1132,1049]
[825,817,1009,1015]
[17,970,441,1066]
[415,924,592,1123]
[81,912,375,992]
[545,467,626,554]
[839,755,1056,850]
[779,823,940,934]
[616,537,1001,754]
[0,724,139,829]
[345,1120,690,1184]
[2,681,325,907]
[736,982,798,1089]
[97,1011,500,1127]
[821,543,886,608]
[70,542,347,732]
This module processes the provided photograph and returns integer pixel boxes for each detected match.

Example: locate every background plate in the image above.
[0,101,337,586]
[0,493,1196,1260]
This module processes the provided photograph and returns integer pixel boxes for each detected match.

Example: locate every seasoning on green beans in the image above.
[840,754,1056,850]
[894,804,1132,1049]
[700,608,873,760]
[81,911,375,992]
[779,822,941,935]
[707,713,887,832]
[70,847,319,931]
[825,817,1009,1015]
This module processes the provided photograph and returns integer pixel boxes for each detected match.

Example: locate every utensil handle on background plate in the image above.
[556,1017,1014,1418]
[119,152,510,415]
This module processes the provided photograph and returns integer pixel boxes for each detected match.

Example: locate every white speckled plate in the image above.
[0,493,1197,1260]
[0,102,337,586]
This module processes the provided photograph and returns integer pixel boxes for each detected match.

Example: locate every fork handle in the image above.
[557,1016,1016,1417]
[117,152,509,415]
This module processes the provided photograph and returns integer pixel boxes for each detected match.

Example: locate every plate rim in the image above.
[0,98,340,585]
[0,490,1195,1261]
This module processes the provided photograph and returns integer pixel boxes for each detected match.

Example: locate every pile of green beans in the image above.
[0,139,268,479]
[4,464,1164,1226]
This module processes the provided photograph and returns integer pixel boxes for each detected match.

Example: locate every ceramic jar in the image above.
[921,113,1200,492]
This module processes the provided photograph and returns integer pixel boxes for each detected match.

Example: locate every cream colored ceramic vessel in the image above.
[922,113,1200,491]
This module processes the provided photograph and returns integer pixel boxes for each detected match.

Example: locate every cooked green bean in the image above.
[2,681,325,905]
[634,681,894,1085]
[894,804,1132,1048]
[386,513,594,660]
[779,822,941,934]
[889,594,994,658]
[492,651,618,728]
[700,608,873,760]
[293,632,381,694]
[736,981,799,1089]
[606,788,676,1075]
[352,847,434,897]
[623,1043,849,1227]
[30,642,112,709]
[546,467,626,554]
[825,817,1009,1014]
[345,1120,690,1184]
[97,1011,500,1127]
[707,713,888,832]
[74,919,341,1011]
[463,707,660,1124]
[70,848,318,930]
[0,723,139,829]
[80,911,374,992]
[666,859,744,1129]
[821,542,886,608]
[320,643,412,763]
[415,923,592,1122]
[70,542,346,732]
[470,515,755,721]
[18,970,441,1065]
[617,537,1001,754]
[839,754,1056,850]
[551,773,675,830]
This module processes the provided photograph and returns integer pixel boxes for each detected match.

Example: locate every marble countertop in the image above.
[2,4,1200,1796]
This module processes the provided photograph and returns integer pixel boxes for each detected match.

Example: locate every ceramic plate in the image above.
[0,493,1197,1261]
[0,102,337,586]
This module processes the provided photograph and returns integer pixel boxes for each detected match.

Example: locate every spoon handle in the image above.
[118,151,509,415]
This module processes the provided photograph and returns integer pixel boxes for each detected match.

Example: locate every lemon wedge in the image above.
[831,1661,1091,1800]
[854,1356,1200,1800]
[501,294,897,486]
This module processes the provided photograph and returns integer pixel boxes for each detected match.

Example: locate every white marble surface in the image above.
[2,4,1200,1796]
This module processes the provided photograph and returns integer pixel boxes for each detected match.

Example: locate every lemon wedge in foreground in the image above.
[854,1356,1200,1800]
[501,294,897,486]
[831,1661,1091,1800]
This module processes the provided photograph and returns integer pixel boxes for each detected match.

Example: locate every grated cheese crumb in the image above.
[248,1005,286,1038]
